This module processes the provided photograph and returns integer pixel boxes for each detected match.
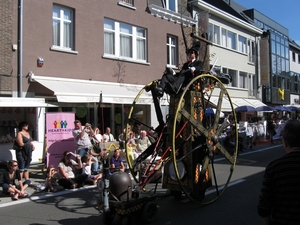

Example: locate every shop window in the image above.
[272,75,276,88]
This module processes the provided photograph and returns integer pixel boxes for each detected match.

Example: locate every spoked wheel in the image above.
[121,214,136,225]
[141,201,157,223]
[171,74,238,204]
[125,80,169,188]
[102,211,115,225]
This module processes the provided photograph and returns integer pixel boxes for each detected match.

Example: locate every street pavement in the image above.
[0,138,280,208]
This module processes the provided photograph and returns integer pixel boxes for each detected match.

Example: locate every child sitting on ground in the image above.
[45,165,63,192]
[82,154,102,185]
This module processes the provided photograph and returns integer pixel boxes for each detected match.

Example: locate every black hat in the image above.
[187,40,200,56]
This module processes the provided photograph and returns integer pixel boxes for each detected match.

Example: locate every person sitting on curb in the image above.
[110,149,125,174]
[45,165,63,192]
[57,151,91,189]
[2,160,30,200]
[81,154,102,184]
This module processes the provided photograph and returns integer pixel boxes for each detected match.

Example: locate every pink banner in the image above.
[46,112,75,169]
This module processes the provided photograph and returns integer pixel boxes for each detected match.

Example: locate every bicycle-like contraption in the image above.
[125,32,238,205]
[101,32,239,225]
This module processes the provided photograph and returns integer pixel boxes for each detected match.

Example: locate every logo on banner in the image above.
[47,120,73,133]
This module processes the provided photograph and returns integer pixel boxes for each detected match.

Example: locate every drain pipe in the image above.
[17,0,23,97]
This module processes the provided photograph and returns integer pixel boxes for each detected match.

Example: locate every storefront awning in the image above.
[30,75,153,104]
[207,97,265,112]
[231,98,255,108]
[207,96,234,112]
[0,97,58,107]
[243,99,267,108]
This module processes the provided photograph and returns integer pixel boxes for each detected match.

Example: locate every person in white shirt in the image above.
[93,127,103,142]
[72,120,99,174]
[57,151,90,189]
[72,120,94,157]
[135,130,151,159]
[103,127,115,142]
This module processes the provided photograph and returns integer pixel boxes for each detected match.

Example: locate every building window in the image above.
[248,40,256,63]
[221,28,227,48]
[52,5,74,50]
[221,28,237,51]
[292,52,296,62]
[209,23,220,45]
[104,18,147,61]
[120,0,133,6]
[167,35,178,67]
[238,35,247,54]
[163,0,177,12]
[298,54,300,64]
[227,31,236,51]
[239,71,248,89]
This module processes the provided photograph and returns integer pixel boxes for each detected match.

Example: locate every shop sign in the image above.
[46,112,75,169]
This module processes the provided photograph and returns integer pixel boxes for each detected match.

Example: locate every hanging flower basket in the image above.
[76,107,87,118]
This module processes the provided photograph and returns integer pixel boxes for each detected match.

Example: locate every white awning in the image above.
[0,97,58,107]
[207,96,234,112]
[207,97,265,112]
[30,75,153,104]
[231,97,255,108]
[243,99,267,108]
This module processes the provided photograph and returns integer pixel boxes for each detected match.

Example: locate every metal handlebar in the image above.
[190,33,213,46]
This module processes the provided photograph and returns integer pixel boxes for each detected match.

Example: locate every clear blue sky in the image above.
[234,0,300,45]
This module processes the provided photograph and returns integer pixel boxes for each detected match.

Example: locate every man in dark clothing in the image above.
[155,41,203,97]
[266,119,276,144]
[257,120,300,225]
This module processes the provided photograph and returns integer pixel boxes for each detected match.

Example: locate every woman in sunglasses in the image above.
[2,160,31,200]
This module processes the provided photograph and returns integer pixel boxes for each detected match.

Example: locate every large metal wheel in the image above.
[171,74,238,204]
[125,80,168,188]
[102,211,115,225]
[121,214,136,225]
[141,201,157,223]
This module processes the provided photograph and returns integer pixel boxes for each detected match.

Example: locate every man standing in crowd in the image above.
[73,120,99,174]
[103,127,115,142]
[257,119,300,225]
[135,130,151,159]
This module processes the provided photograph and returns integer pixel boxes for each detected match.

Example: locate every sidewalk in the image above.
[0,140,281,206]
[0,166,99,207]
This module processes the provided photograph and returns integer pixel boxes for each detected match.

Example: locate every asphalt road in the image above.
[0,144,284,225]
